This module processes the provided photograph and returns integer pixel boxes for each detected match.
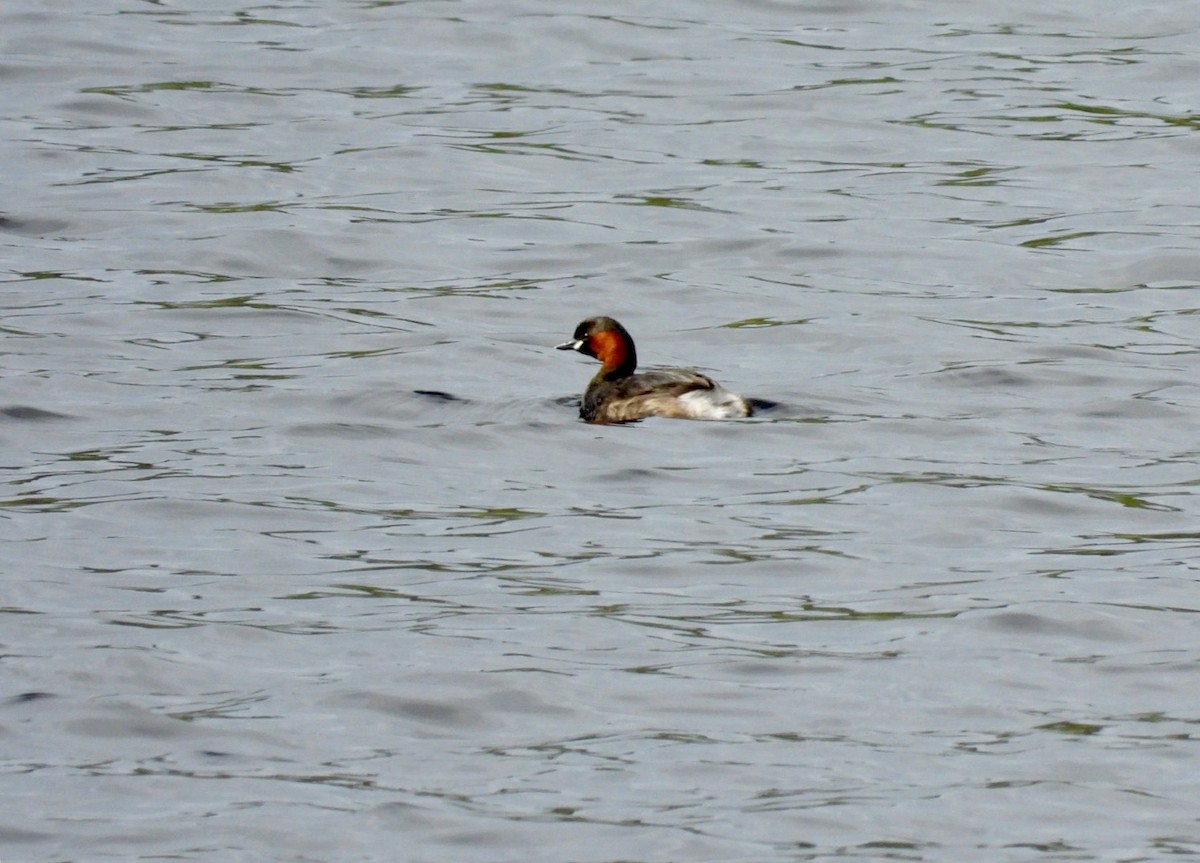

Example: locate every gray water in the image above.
[4,2,1200,861]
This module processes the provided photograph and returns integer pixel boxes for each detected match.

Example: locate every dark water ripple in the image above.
[4,2,1200,861]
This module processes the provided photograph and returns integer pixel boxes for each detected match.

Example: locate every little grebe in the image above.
[556,316,752,423]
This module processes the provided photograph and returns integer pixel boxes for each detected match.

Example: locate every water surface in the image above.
[4,2,1200,861]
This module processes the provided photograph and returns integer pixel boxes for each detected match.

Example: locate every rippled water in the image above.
[5,2,1200,861]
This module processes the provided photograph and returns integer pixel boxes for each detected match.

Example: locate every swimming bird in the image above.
[556,316,752,423]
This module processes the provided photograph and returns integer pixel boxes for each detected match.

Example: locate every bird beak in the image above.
[555,339,583,351]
